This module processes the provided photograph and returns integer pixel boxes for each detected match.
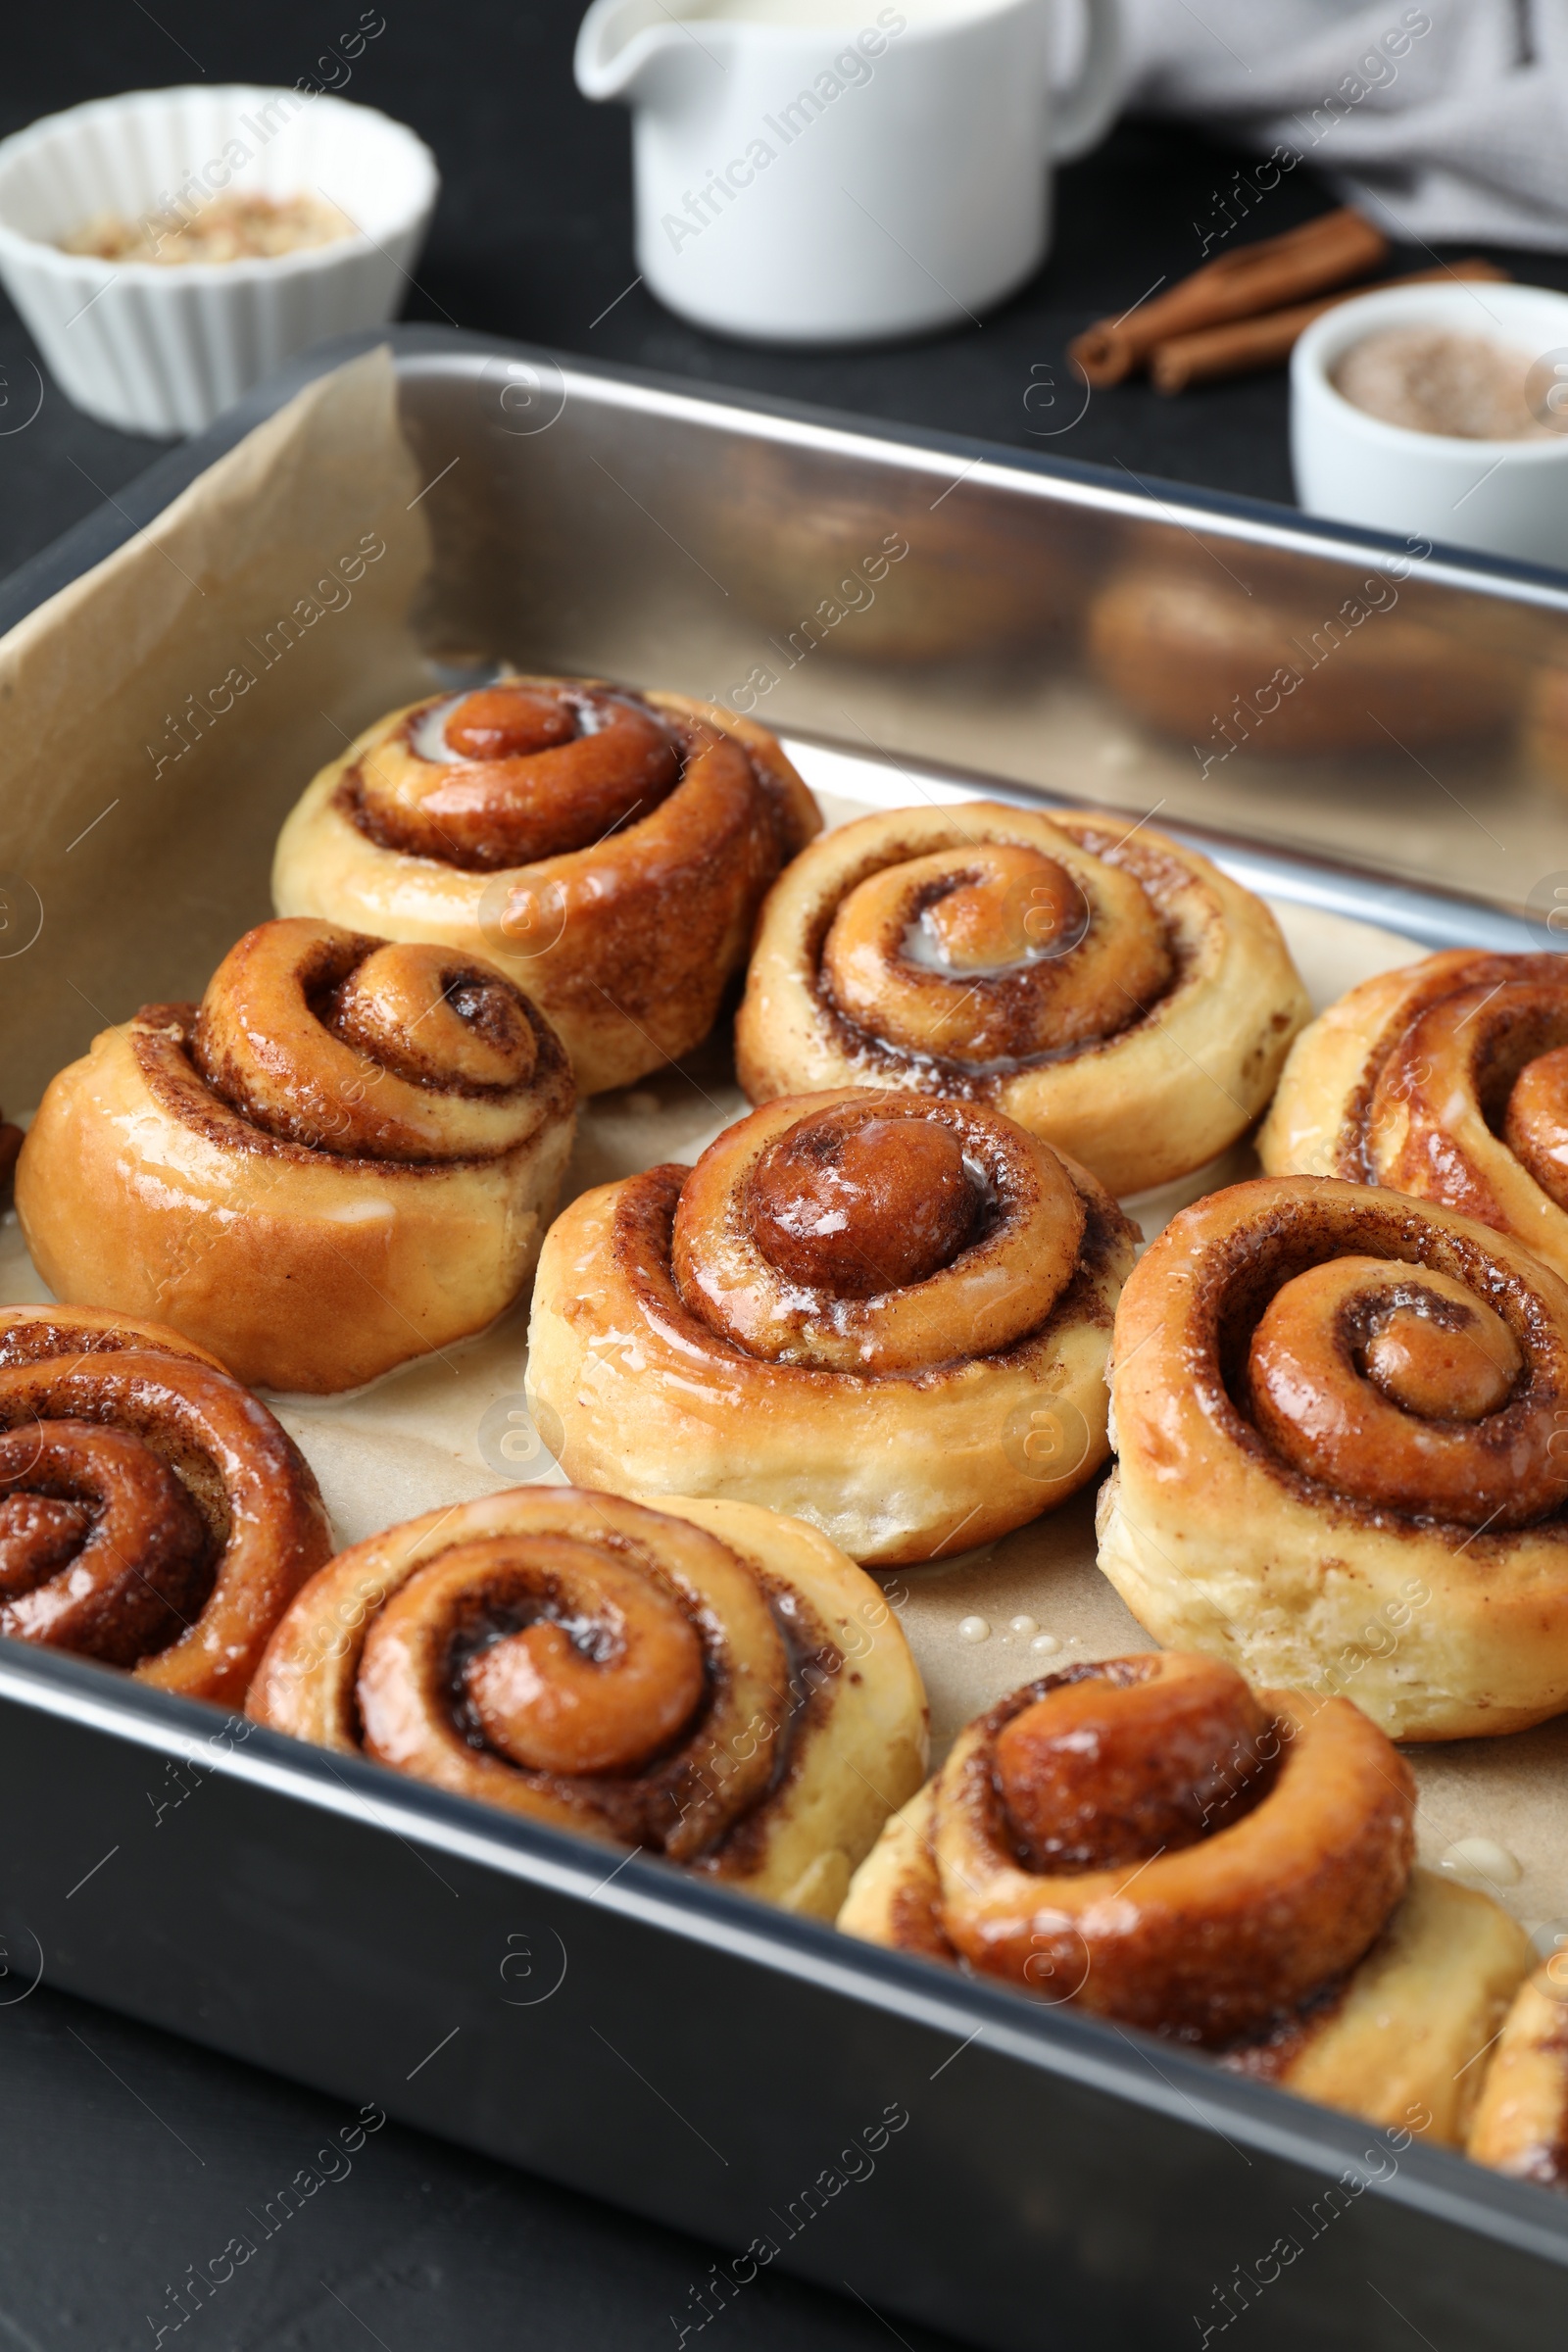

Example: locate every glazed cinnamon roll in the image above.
[1261,951,1568,1289]
[1467,1962,1568,2183]
[840,1653,1531,2141]
[272,675,820,1094]
[16,917,575,1396]
[1099,1174,1568,1740]
[248,1488,927,1917]
[735,803,1308,1195]
[0,1305,330,1702]
[525,1088,1136,1565]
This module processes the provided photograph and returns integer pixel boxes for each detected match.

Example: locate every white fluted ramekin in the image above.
[0,85,439,436]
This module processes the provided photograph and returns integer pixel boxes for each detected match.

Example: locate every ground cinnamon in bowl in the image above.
[60,190,355,266]
[1333,326,1553,440]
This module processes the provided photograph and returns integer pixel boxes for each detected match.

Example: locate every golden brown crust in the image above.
[0,1303,230,1373]
[0,1308,330,1703]
[272,678,821,1095]
[526,1089,1137,1565]
[736,803,1307,1195]
[848,1654,1414,2043]
[1099,1174,1568,1740]
[1260,953,1568,1289]
[1087,564,1517,754]
[248,1488,926,1915]
[838,1658,1529,2143]
[1467,1962,1568,2181]
[1257,1872,1532,2145]
[16,919,576,1395]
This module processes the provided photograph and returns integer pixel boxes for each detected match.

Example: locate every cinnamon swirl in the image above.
[526,1087,1136,1565]
[840,1653,1531,2141]
[0,1305,330,1701]
[248,1488,927,1917]
[1261,951,1568,1289]
[735,803,1308,1195]
[272,676,820,1094]
[1467,1961,1568,2184]
[1099,1174,1568,1740]
[16,917,575,1395]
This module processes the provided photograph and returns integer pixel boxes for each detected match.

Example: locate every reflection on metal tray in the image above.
[1,328,1567,2352]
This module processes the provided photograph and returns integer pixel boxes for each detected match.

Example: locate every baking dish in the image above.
[3,327,1568,2352]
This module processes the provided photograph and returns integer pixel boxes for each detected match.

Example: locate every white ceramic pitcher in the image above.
[575,0,1122,345]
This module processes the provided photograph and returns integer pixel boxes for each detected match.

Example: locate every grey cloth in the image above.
[1112,0,1568,251]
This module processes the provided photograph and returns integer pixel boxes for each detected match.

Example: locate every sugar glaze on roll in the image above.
[17,917,576,1394]
[737,801,1308,1195]
[526,1087,1137,1565]
[249,1487,927,1918]
[273,675,819,1094]
[841,1651,1531,2143]
[1099,1174,1568,1740]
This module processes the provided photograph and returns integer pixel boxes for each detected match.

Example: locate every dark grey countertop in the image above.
[3,6,1564,2349]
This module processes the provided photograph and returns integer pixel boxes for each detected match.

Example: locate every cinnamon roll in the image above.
[1099,1174,1568,1740]
[16,917,575,1396]
[840,1652,1531,2141]
[735,803,1308,1195]
[248,1487,927,1917]
[1087,562,1517,754]
[1261,951,1568,1289]
[272,676,820,1095]
[0,1304,330,1702]
[526,1087,1136,1565]
[1467,1962,1568,2184]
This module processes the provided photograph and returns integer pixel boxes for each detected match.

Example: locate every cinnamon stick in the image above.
[1069,207,1390,388]
[1148,260,1510,394]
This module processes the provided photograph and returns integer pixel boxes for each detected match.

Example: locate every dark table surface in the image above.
[5,7,1567,2350]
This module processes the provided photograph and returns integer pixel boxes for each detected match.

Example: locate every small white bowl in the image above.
[1292,279,1568,571]
[0,85,439,436]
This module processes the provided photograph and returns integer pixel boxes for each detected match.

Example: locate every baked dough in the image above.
[1099,1173,1568,1740]
[1261,950,1568,1289]
[272,675,819,1094]
[1230,1870,1531,2145]
[1467,1963,1568,2183]
[248,1487,928,1918]
[1087,560,1517,754]
[839,1652,1530,2142]
[736,802,1307,1195]
[526,1087,1137,1565]
[0,1304,330,1702]
[17,917,576,1394]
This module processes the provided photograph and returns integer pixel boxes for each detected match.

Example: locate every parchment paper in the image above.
[0,350,1560,1952]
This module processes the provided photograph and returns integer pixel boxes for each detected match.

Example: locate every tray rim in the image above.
[8,320,1560,960]
[7,1635,1568,2272]
[5,319,1568,2283]
[13,320,1568,622]
[777,718,1550,955]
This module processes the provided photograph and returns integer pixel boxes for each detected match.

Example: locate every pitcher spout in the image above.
[575,0,713,104]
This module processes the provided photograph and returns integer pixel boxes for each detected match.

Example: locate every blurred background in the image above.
[9,0,1567,573]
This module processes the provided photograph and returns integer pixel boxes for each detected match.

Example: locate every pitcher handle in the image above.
[1050,0,1123,165]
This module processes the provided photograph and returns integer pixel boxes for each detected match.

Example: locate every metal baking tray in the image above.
[4,326,1568,2352]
